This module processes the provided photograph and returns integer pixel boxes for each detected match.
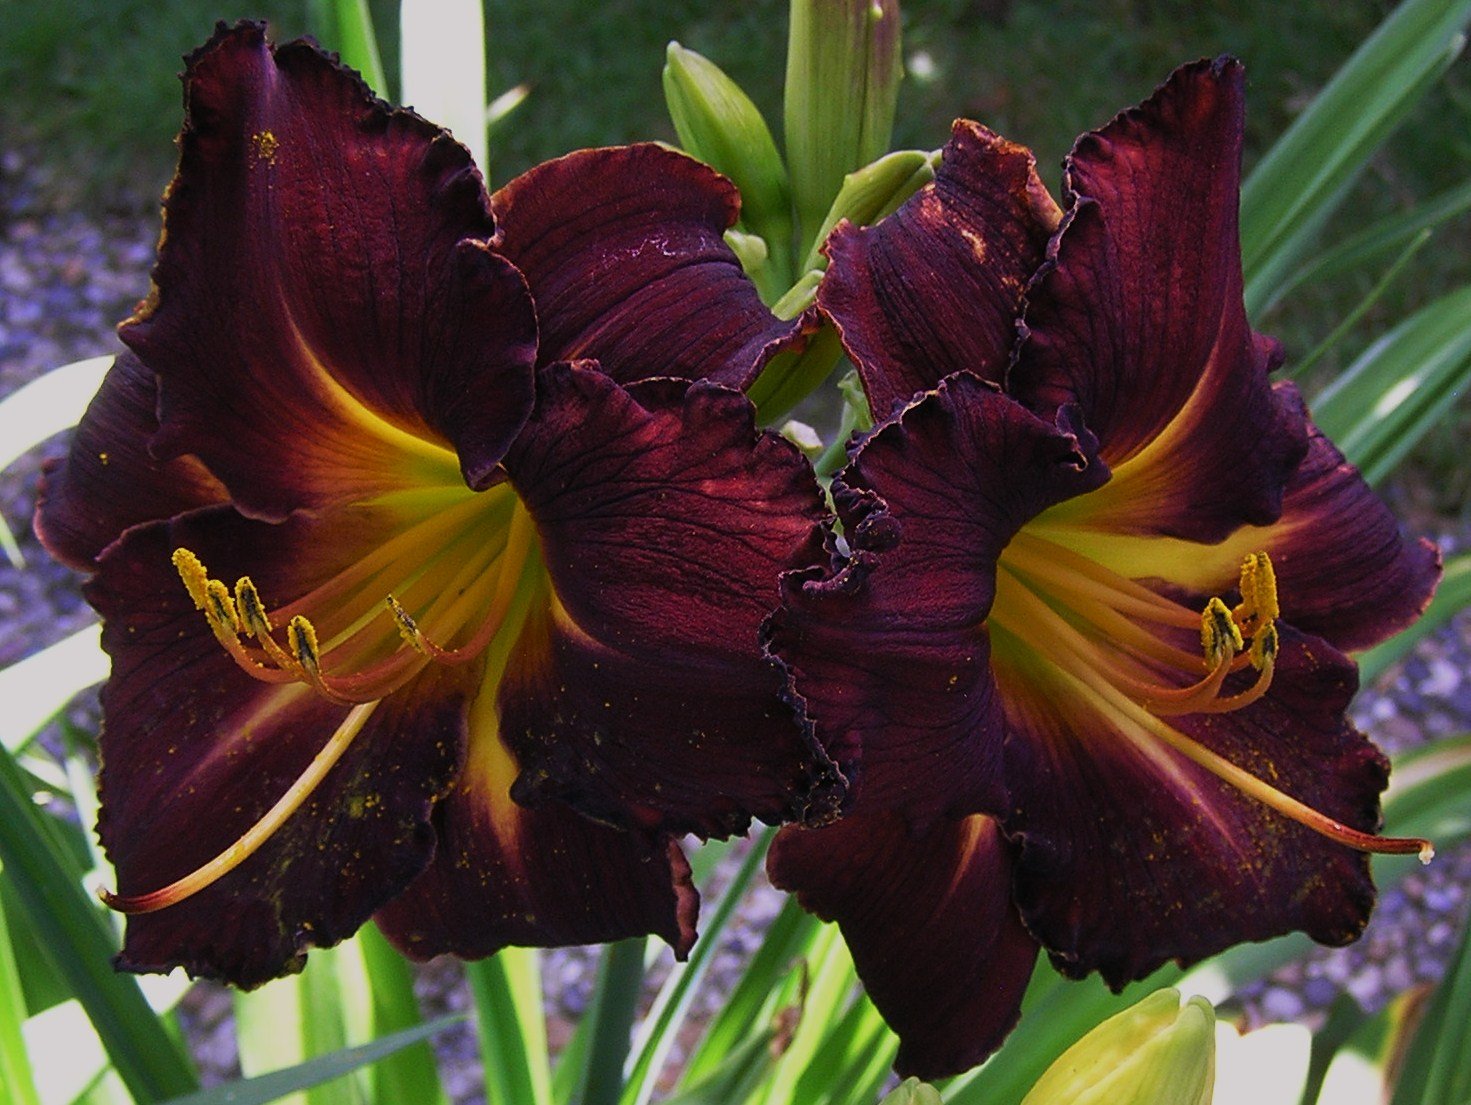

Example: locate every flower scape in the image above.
[39,24,1440,1082]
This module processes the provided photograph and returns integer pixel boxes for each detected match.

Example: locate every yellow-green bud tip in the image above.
[879,1078,942,1105]
[1020,989,1216,1105]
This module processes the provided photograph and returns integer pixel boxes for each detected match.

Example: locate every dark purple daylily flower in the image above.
[37,22,842,986]
[764,58,1441,1078]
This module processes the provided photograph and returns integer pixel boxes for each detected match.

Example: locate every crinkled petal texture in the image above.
[88,506,467,986]
[123,22,537,513]
[819,121,1060,419]
[499,362,841,838]
[493,145,802,390]
[767,373,1105,823]
[1009,57,1306,544]
[769,812,1038,1079]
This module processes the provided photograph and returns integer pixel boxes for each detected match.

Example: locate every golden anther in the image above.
[287,616,322,674]
[204,579,242,635]
[1236,552,1280,626]
[234,577,273,637]
[1201,597,1244,668]
[1249,622,1278,672]
[385,596,430,655]
[172,548,212,610]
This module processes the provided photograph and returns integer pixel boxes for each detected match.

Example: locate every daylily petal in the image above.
[768,811,1038,1079]
[1010,58,1305,543]
[999,623,1384,987]
[766,373,1104,821]
[89,507,467,985]
[492,145,799,389]
[819,121,1060,419]
[499,362,840,837]
[374,652,699,958]
[125,22,536,516]
[35,352,225,571]
[1031,417,1441,654]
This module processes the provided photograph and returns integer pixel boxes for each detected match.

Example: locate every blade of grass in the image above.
[307,0,387,95]
[1310,283,1471,485]
[0,745,197,1101]
[0,896,42,1105]
[621,832,774,1105]
[575,940,647,1105]
[678,897,823,1088]
[1240,0,1471,313]
[1276,178,1471,303]
[757,924,857,1105]
[1388,912,1471,1105]
[0,355,112,476]
[466,948,552,1105]
[236,977,309,1105]
[791,993,895,1105]
[1359,553,1471,684]
[157,1018,462,1105]
[357,923,447,1105]
[302,943,370,1105]
[1290,229,1431,378]
[0,623,107,754]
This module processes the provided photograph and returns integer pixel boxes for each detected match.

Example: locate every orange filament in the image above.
[993,541,1433,863]
[167,493,538,707]
[100,701,380,913]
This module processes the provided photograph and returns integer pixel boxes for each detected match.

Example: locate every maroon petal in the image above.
[819,121,1060,419]
[126,23,536,516]
[498,362,840,838]
[35,352,225,571]
[1010,58,1306,543]
[766,374,1105,822]
[90,508,466,986]
[769,812,1038,1078]
[1053,414,1441,655]
[492,145,798,390]
[999,623,1385,987]
[374,688,698,959]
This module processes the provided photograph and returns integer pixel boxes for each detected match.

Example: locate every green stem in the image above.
[577,939,648,1105]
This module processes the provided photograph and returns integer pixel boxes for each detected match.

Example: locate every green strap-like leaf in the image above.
[0,745,198,1102]
[620,833,774,1105]
[0,895,42,1105]
[306,0,388,96]
[358,923,447,1105]
[1310,284,1471,486]
[467,948,552,1105]
[1388,911,1471,1105]
[1240,0,1471,314]
[157,1018,461,1105]
[1359,553,1471,684]
[0,624,107,754]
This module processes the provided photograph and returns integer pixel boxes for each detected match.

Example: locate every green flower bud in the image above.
[1021,989,1216,1105]
[665,42,794,287]
[801,148,938,271]
[784,0,903,253]
[879,1077,943,1105]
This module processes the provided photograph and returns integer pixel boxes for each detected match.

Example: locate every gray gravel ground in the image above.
[3,143,1470,1097]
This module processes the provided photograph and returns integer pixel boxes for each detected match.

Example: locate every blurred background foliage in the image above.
[3,0,1470,506]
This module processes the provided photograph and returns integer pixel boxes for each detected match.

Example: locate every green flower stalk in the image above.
[1020,990,1216,1105]
[664,42,794,292]
[784,0,903,256]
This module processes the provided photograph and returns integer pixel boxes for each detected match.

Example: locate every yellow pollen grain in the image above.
[252,130,279,163]
[172,548,212,610]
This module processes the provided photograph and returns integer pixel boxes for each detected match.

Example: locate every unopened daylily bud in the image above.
[879,1078,942,1105]
[785,0,903,252]
[665,42,795,286]
[1020,989,1216,1105]
[801,148,938,271]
